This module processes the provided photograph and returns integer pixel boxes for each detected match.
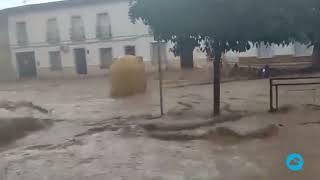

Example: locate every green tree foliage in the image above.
[129,0,203,69]
[129,0,320,115]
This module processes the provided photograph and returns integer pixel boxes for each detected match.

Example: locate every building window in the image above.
[49,51,63,71]
[257,43,274,58]
[125,46,136,56]
[96,13,112,39]
[46,18,60,44]
[16,22,28,45]
[70,16,85,41]
[294,42,308,57]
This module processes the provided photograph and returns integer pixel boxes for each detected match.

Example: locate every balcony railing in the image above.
[96,25,112,40]
[47,30,60,44]
[70,27,86,41]
[17,36,28,46]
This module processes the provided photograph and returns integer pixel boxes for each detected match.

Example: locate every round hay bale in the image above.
[110,55,147,97]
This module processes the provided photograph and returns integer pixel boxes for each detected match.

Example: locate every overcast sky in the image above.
[0,0,61,10]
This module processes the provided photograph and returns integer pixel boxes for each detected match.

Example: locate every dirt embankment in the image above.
[0,117,53,146]
[0,101,53,147]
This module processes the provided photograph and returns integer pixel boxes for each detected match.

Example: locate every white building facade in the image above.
[7,0,159,79]
[4,0,313,79]
[225,42,312,64]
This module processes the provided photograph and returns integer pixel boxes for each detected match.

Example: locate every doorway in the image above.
[16,51,37,78]
[49,51,63,71]
[100,48,113,69]
[74,48,87,75]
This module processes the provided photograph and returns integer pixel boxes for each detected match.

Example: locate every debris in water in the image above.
[0,100,49,114]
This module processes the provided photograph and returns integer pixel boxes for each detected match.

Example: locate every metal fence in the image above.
[269,76,320,111]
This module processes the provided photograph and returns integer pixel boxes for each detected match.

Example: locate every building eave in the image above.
[1,0,128,15]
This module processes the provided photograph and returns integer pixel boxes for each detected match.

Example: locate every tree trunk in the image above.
[180,46,194,69]
[213,50,221,116]
[312,43,320,68]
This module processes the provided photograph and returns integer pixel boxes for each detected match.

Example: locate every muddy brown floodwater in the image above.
[0,77,320,180]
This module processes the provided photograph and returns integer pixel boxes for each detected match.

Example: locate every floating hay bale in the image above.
[110,55,147,97]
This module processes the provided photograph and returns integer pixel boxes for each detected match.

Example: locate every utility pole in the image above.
[157,40,164,116]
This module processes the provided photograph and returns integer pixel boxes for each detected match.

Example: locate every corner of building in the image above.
[0,11,17,81]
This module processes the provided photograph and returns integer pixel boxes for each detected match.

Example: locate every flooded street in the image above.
[0,77,320,179]
[1,0,319,179]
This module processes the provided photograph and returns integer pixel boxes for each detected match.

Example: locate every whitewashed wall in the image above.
[8,0,156,74]
[225,43,312,63]
[6,0,313,77]
[167,41,312,64]
[8,1,149,45]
